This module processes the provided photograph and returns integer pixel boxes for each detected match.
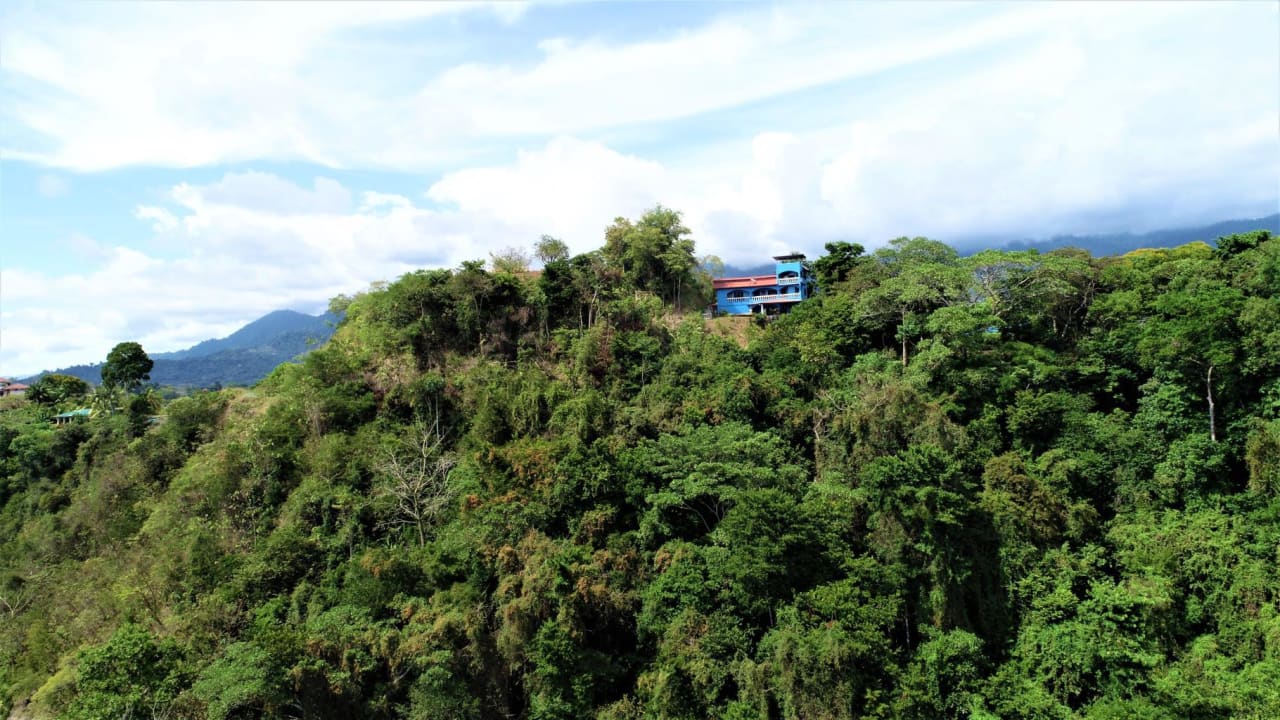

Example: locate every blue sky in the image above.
[1,1,1277,377]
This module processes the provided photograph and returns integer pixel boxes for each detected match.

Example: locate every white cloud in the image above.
[186,171,352,215]
[411,3,1064,139]
[676,8,1280,248]
[8,1,1270,176]
[0,2,512,170]
[426,136,669,253]
[1,175,419,375]
[134,206,178,233]
[1,151,670,374]
[36,173,68,197]
[0,165,583,375]
[1,1,1277,375]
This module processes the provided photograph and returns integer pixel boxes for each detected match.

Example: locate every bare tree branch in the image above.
[375,421,456,546]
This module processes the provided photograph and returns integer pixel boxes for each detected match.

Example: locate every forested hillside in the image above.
[1,209,1277,720]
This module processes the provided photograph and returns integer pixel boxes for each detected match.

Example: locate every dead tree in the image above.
[375,421,456,546]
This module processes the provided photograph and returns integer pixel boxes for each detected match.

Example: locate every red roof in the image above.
[712,275,779,290]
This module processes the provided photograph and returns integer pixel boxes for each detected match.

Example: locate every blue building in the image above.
[713,253,816,316]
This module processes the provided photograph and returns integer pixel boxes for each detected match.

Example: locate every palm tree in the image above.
[90,385,125,416]
[136,386,164,415]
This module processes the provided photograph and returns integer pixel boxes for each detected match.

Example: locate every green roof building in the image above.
[52,408,94,425]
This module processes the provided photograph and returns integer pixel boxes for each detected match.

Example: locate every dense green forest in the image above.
[2,208,1278,719]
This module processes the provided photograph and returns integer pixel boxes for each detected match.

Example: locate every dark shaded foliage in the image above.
[1,221,1277,720]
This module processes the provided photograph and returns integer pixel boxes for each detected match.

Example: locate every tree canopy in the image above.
[0,220,1277,720]
[101,341,154,392]
[26,374,90,407]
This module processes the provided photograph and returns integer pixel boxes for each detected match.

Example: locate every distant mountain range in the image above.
[720,214,1280,276]
[952,213,1280,256]
[25,310,340,389]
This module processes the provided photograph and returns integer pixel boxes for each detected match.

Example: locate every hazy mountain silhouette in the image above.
[952,214,1279,256]
[719,214,1280,276]
[26,310,340,389]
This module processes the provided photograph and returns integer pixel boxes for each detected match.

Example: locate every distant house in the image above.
[52,408,94,425]
[0,378,29,397]
[712,253,817,316]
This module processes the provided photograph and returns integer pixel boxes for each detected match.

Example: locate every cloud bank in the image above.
[1,1,1276,376]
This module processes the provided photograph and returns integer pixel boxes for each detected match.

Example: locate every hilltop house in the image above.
[712,253,817,316]
[0,378,29,397]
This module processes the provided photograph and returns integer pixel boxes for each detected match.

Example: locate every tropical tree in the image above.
[812,241,867,288]
[535,235,570,265]
[859,237,967,366]
[26,374,91,407]
[90,384,127,416]
[101,341,154,392]
[1137,262,1243,442]
[603,205,698,307]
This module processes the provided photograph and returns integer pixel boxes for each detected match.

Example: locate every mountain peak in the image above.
[154,309,339,361]
[27,309,340,388]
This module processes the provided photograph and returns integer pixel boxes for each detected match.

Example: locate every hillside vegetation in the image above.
[1,209,1278,720]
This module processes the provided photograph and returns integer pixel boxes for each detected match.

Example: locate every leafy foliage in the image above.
[25,374,90,408]
[101,341,154,392]
[1,219,1277,720]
